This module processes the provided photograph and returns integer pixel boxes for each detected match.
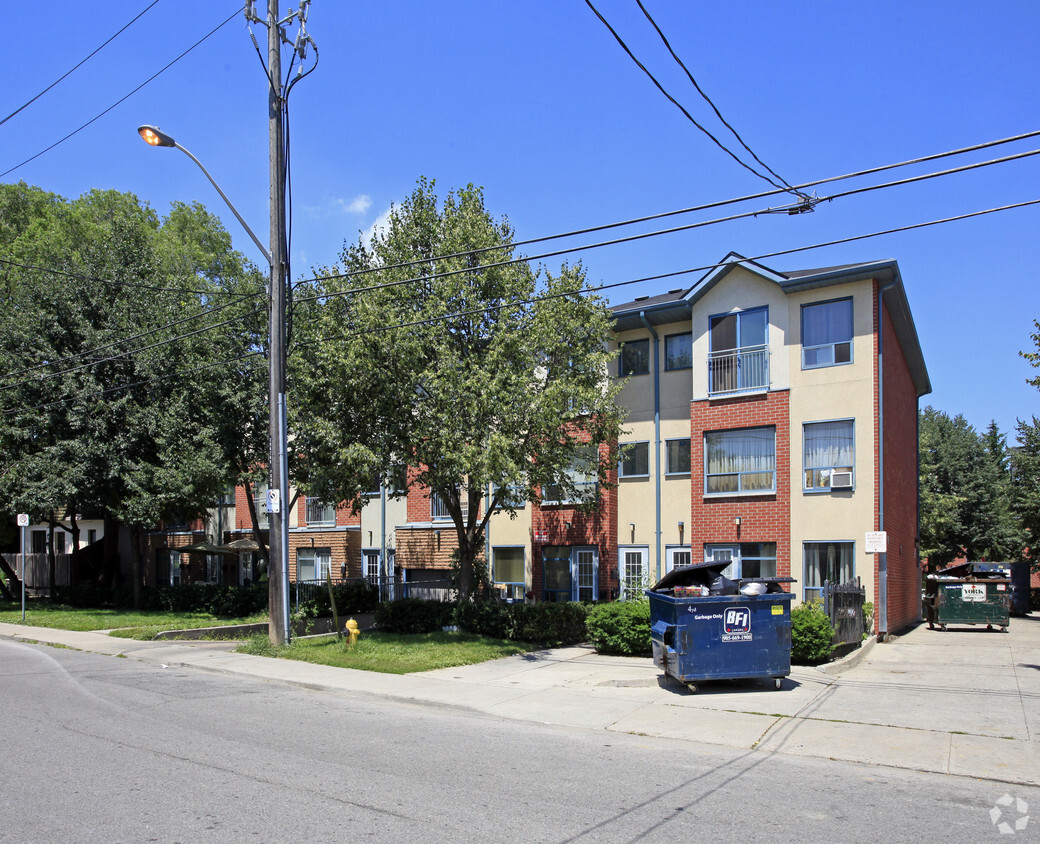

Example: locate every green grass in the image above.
[0,600,266,637]
[238,630,532,674]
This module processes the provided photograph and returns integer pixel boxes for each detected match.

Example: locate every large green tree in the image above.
[918,407,1022,569]
[294,179,626,599]
[0,182,266,592]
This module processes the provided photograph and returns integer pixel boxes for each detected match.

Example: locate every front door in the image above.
[666,546,692,574]
[618,547,648,600]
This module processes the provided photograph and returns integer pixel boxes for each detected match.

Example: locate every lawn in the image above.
[0,600,266,637]
[238,630,532,674]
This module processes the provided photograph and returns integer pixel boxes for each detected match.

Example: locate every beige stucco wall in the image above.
[613,318,693,579]
[690,266,791,400]
[360,492,409,561]
[486,502,532,585]
[786,279,877,601]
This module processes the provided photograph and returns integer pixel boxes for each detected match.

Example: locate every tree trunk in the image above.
[243,479,270,568]
[101,512,120,587]
[131,525,143,609]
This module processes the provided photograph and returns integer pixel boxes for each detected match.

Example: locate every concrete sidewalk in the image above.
[2,614,1037,787]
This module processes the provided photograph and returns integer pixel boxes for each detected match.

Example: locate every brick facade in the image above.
[689,391,791,577]
[880,295,922,633]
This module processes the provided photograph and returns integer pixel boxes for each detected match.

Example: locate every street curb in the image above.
[815,635,876,676]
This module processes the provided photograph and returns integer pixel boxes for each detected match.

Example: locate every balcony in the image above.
[305,498,335,527]
[708,345,769,396]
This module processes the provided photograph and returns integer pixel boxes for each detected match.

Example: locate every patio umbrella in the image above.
[216,538,262,553]
[175,542,239,557]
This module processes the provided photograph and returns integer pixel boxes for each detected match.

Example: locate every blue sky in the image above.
[3,1,1039,440]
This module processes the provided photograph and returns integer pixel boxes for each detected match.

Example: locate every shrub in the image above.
[585,601,651,656]
[453,600,512,639]
[791,601,835,664]
[375,598,454,633]
[506,602,587,648]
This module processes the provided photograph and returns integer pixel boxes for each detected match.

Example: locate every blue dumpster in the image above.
[647,563,794,691]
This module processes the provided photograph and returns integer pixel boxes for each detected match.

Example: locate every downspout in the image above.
[640,312,663,581]
[380,481,387,600]
[877,281,896,639]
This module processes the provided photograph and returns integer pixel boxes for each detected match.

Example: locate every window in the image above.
[492,482,527,510]
[664,332,692,371]
[619,339,650,376]
[803,541,854,601]
[666,547,692,573]
[364,550,380,583]
[709,307,768,394]
[253,485,270,529]
[705,543,777,579]
[542,447,598,505]
[541,545,598,602]
[305,497,335,526]
[430,491,452,521]
[30,530,46,553]
[620,548,648,599]
[297,547,331,582]
[619,441,650,478]
[87,529,97,545]
[54,532,66,554]
[362,474,381,497]
[493,547,525,601]
[804,420,855,491]
[802,298,852,368]
[387,464,408,497]
[704,427,776,494]
[665,438,691,475]
[542,545,572,602]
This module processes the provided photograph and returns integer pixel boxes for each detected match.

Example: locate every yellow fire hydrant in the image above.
[345,618,361,646]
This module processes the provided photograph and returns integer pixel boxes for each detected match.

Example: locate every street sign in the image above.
[16,513,29,527]
[266,489,281,514]
[865,531,888,553]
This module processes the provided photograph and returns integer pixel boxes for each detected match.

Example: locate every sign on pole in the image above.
[865,531,888,554]
[16,513,29,527]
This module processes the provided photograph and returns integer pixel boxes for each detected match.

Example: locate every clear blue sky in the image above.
[3,1,1038,440]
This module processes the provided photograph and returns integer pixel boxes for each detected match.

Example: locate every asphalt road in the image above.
[1,639,1034,843]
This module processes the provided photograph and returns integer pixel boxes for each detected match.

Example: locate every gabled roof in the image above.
[610,252,931,396]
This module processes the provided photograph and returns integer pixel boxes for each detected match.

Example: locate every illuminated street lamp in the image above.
[137,122,290,645]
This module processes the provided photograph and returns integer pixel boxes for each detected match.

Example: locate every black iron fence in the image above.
[822,577,866,647]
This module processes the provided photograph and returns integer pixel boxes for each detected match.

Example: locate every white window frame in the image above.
[665,546,692,574]
[704,543,778,580]
[803,541,855,602]
[618,546,649,599]
[297,547,331,582]
[305,496,335,526]
[492,546,526,601]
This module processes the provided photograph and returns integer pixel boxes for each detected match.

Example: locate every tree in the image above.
[918,407,1022,569]
[295,179,626,599]
[0,183,266,595]
[1012,417,1040,565]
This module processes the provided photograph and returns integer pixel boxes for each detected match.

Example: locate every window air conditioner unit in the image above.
[830,471,853,489]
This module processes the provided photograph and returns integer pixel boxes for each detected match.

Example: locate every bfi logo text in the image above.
[724,607,751,634]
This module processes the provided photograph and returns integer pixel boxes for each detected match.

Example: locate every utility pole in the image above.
[267,0,291,645]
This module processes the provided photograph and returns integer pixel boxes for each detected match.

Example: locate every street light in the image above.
[137,122,291,646]
[137,126,271,266]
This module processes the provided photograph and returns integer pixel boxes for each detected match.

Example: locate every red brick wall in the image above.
[689,391,791,576]
[396,527,460,570]
[879,291,922,633]
[287,529,362,581]
[530,442,618,600]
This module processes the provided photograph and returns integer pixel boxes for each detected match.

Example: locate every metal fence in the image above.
[290,577,455,614]
[822,577,866,648]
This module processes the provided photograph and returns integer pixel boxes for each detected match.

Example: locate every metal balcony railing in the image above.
[708,345,769,395]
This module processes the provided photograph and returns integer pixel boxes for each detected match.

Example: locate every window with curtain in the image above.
[704,427,776,494]
[804,420,855,490]
[803,541,854,601]
[493,547,525,600]
[664,332,692,370]
[802,298,853,368]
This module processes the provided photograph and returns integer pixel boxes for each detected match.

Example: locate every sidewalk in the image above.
[2,614,1037,787]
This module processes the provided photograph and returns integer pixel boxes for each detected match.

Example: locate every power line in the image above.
[9,197,1039,418]
[296,144,1040,304]
[0,256,260,298]
[583,0,805,199]
[0,0,163,129]
[0,6,241,181]
[293,130,1040,294]
[299,197,1040,350]
[0,295,265,388]
[635,0,797,193]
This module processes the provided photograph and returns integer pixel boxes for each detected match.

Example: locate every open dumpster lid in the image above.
[928,562,1011,581]
[651,562,794,592]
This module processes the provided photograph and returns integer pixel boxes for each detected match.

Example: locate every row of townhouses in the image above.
[28,253,931,635]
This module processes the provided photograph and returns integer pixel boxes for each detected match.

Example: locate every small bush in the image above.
[375,598,454,634]
[585,601,651,656]
[791,601,835,664]
[507,602,587,648]
[453,600,512,639]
